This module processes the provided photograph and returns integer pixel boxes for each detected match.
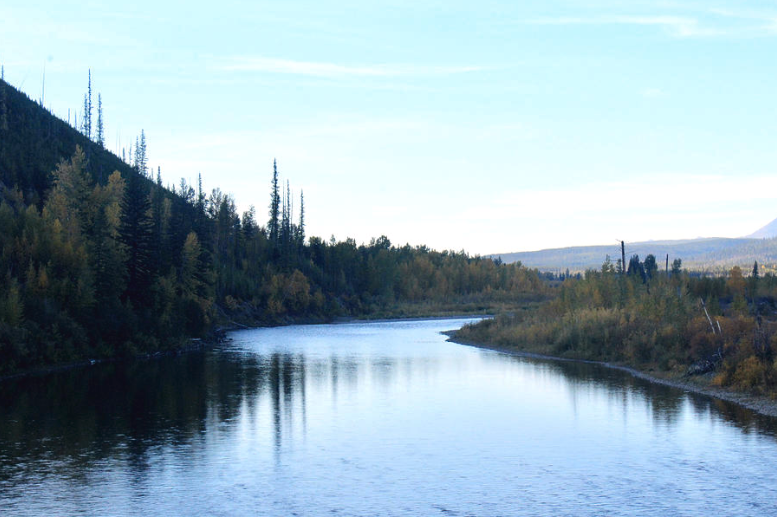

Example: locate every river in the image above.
[1,318,776,516]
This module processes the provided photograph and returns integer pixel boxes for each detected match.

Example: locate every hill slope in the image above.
[0,79,135,204]
[747,218,777,239]
[494,237,777,272]
[0,77,545,376]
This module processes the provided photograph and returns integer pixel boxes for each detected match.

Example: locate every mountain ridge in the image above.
[493,234,777,272]
[747,217,777,239]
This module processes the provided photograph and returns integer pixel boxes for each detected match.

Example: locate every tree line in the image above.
[458,252,777,396]
[0,77,545,374]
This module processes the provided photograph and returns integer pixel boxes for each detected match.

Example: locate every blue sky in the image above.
[2,1,776,254]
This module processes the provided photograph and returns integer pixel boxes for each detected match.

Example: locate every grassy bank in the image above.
[455,264,777,405]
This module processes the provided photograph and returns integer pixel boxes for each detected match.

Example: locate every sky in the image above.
[1,0,776,255]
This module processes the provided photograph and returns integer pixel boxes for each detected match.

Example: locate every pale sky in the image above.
[2,1,776,254]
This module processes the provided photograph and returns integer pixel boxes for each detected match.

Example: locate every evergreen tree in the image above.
[297,190,305,245]
[0,79,8,132]
[80,70,93,139]
[268,159,280,245]
[671,258,682,276]
[644,254,657,279]
[87,69,92,139]
[82,93,89,137]
[627,254,646,283]
[119,172,155,306]
[96,93,104,148]
[139,130,147,176]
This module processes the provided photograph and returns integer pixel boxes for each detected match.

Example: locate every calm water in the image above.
[2,318,777,516]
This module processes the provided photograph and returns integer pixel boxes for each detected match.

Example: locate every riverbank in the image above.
[0,329,227,383]
[447,332,777,419]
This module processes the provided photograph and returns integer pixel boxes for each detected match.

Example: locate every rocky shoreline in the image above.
[446,332,777,419]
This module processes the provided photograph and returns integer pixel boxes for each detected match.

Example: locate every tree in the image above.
[0,79,8,132]
[671,258,682,276]
[297,189,305,245]
[119,171,155,305]
[82,94,89,137]
[627,254,646,283]
[139,130,147,176]
[87,69,92,138]
[44,146,91,240]
[82,70,92,139]
[268,159,280,245]
[88,172,127,304]
[96,93,104,148]
[644,254,657,280]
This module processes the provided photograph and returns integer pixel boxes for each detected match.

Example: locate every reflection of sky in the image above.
[2,318,777,515]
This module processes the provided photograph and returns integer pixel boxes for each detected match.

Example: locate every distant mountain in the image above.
[747,217,777,239]
[493,237,777,272]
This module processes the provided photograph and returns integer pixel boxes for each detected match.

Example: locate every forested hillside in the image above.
[0,78,545,374]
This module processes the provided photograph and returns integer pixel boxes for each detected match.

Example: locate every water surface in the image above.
[1,318,776,516]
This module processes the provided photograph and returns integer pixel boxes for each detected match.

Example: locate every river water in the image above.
[1,318,776,516]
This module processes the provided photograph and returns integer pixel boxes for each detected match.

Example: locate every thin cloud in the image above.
[526,9,777,38]
[526,14,721,37]
[639,87,666,98]
[215,56,488,78]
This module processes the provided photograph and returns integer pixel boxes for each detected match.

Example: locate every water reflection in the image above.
[2,319,777,516]
[480,351,777,438]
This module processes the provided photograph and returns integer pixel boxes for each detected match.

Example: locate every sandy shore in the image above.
[446,333,777,419]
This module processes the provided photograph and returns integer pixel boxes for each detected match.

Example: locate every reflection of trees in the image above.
[480,351,777,438]
[0,349,313,482]
[0,343,406,487]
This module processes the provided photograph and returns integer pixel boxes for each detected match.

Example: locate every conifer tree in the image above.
[139,130,147,176]
[96,93,104,148]
[87,69,92,138]
[120,171,155,305]
[82,94,89,136]
[268,159,280,245]
[0,79,7,132]
[81,70,93,139]
[297,190,305,244]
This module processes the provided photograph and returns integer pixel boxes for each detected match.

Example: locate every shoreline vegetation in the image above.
[453,256,777,419]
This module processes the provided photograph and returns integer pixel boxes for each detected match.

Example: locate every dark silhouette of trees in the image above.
[120,171,155,306]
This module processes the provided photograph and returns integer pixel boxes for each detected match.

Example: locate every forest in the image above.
[457,253,777,396]
[0,77,546,375]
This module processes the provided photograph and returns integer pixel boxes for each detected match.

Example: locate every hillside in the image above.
[494,237,777,272]
[747,217,777,239]
[0,77,545,375]
[0,79,136,205]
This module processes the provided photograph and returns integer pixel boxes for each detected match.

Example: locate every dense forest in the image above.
[0,77,545,375]
[458,253,777,396]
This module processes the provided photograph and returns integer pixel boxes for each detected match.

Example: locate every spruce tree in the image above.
[87,69,92,139]
[297,190,305,244]
[268,159,280,245]
[96,93,104,148]
[120,172,155,306]
[139,130,147,176]
[82,94,89,136]
[0,79,7,132]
